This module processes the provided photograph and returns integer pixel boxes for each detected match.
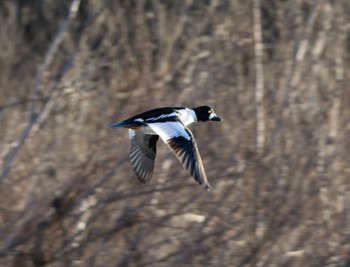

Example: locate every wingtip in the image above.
[204,183,211,191]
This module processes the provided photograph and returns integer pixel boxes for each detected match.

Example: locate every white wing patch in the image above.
[147,122,191,141]
[147,120,210,190]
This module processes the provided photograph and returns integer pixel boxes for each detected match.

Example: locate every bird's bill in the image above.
[209,113,222,121]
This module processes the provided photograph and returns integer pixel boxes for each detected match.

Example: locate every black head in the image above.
[192,106,223,122]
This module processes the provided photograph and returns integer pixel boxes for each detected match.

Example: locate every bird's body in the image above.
[108,106,222,190]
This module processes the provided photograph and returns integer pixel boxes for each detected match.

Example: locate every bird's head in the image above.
[193,106,222,122]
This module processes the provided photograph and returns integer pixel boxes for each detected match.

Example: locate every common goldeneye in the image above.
[108,106,222,190]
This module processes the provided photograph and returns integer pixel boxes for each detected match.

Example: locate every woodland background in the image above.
[1,0,350,266]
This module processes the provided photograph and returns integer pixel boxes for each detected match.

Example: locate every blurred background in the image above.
[1,0,350,266]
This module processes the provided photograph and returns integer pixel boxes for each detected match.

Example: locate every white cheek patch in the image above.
[209,113,215,120]
[148,122,191,141]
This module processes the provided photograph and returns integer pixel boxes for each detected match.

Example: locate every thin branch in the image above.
[253,0,265,156]
[0,97,47,112]
[0,0,82,182]
[269,0,319,148]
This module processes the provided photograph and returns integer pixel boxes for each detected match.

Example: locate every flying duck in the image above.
[108,106,222,190]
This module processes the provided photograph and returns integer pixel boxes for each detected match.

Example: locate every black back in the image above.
[123,107,185,124]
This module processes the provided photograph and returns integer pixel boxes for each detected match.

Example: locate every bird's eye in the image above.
[208,110,212,114]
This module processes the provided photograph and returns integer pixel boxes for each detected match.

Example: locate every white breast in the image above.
[178,109,197,126]
[138,126,158,135]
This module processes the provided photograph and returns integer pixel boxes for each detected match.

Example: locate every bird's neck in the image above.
[178,109,197,126]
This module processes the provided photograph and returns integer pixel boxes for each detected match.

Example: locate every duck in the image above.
[108,106,222,190]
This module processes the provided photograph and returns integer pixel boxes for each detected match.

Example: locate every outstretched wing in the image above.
[147,121,211,190]
[129,130,159,182]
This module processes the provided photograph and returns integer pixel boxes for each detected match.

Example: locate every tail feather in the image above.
[108,121,141,128]
[108,121,128,128]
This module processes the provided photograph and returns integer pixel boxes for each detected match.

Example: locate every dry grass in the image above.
[1,0,350,266]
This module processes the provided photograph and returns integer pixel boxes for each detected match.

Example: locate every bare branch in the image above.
[0,0,82,182]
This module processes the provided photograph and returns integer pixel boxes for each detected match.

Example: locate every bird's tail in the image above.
[107,121,129,128]
[108,121,141,128]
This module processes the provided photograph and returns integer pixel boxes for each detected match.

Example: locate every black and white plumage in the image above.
[108,106,222,190]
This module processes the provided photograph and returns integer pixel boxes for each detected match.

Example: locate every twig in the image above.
[269,0,319,148]
[0,97,47,112]
[0,0,82,182]
[253,0,265,156]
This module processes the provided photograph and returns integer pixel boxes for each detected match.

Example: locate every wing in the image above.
[129,130,159,183]
[147,121,211,190]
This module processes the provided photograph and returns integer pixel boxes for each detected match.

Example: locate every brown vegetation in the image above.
[1,0,350,266]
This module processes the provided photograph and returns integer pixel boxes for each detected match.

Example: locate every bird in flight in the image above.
[108,106,222,190]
